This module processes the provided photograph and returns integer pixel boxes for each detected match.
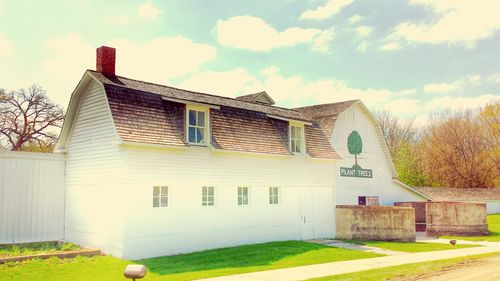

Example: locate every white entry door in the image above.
[299,187,315,239]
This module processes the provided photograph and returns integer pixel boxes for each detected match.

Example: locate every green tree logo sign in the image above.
[340,130,372,178]
[347,131,363,169]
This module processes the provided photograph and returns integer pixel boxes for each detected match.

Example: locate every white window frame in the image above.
[186,105,209,146]
[289,124,305,154]
[269,187,280,205]
[237,186,250,206]
[202,186,215,206]
[153,186,168,208]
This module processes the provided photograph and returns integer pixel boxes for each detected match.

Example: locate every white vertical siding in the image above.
[332,104,424,206]
[120,146,336,259]
[64,81,126,257]
[0,152,65,244]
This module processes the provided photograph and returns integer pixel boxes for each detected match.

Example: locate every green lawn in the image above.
[306,252,500,281]
[442,214,500,242]
[348,240,478,253]
[0,241,382,281]
[0,242,80,258]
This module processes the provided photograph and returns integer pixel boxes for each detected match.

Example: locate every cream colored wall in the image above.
[331,104,424,206]
[120,146,336,259]
[64,81,126,257]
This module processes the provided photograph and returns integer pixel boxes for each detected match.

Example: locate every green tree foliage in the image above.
[347,130,363,169]
[394,142,429,186]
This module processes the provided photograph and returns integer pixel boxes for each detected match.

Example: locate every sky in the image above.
[0,0,499,124]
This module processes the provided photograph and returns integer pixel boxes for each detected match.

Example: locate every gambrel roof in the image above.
[57,70,340,159]
[295,100,398,177]
[295,100,431,199]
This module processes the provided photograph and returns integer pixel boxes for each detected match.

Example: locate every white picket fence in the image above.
[0,151,65,244]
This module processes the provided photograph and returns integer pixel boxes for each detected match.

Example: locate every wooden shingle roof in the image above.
[415,187,500,202]
[89,71,340,159]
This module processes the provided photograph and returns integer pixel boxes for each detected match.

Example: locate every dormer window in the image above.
[290,125,304,153]
[187,106,208,145]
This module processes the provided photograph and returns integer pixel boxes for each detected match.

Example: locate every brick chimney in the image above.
[96,46,116,77]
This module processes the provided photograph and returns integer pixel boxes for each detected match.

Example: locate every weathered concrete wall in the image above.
[335,205,416,242]
[395,202,427,231]
[426,202,488,236]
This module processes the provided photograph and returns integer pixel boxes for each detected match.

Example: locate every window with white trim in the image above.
[202,186,215,206]
[153,186,168,208]
[237,187,249,206]
[269,187,280,205]
[290,125,304,153]
[188,109,207,144]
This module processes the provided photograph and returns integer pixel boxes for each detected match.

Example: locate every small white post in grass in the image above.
[124,264,147,281]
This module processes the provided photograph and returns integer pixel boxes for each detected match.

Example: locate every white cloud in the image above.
[426,95,499,111]
[216,16,334,52]
[36,33,216,107]
[423,75,481,94]
[178,66,395,108]
[106,15,129,25]
[178,68,261,98]
[347,14,364,25]
[260,66,280,76]
[380,42,401,51]
[486,73,500,83]
[39,33,94,106]
[108,36,216,83]
[355,26,373,37]
[397,88,417,95]
[300,0,354,20]
[311,28,335,53]
[138,1,162,21]
[384,99,421,115]
[356,41,367,53]
[388,0,500,46]
[423,82,458,94]
[0,32,13,59]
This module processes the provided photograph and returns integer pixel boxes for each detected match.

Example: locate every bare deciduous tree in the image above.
[0,85,64,151]
[376,110,417,158]
[421,107,499,188]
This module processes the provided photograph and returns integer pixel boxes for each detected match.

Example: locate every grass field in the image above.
[306,252,500,281]
[0,241,381,281]
[442,214,500,242]
[0,242,79,258]
[348,240,478,252]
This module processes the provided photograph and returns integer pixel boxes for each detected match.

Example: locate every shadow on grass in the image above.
[135,240,326,275]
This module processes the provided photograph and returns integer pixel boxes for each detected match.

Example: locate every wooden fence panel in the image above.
[0,152,65,244]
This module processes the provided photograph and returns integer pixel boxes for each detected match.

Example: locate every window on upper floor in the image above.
[290,125,304,153]
[187,108,207,145]
[153,186,168,208]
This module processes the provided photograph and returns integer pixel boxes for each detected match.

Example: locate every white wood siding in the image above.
[332,104,424,206]
[120,146,336,259]
[0,152,65,244]
[64,81,126,257]
[486,202,500,214]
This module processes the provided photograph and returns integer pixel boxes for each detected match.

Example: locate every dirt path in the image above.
[400,254,500,281]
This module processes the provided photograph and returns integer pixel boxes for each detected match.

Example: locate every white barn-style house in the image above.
[55,46,427,259]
